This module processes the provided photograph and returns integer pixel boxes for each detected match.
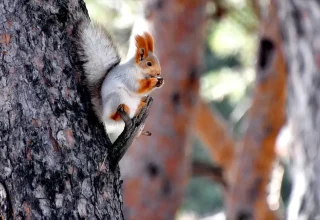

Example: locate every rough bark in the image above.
[0,1,124,219]
[226,1,287,219]
[277,0,320,219]
[120,0,207,219]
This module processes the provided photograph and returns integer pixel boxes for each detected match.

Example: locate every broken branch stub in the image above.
[109,96,153,169]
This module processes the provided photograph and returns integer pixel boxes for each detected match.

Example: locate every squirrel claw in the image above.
[155,77,164,87]
[141,95,149,103]
[117,104,125,112]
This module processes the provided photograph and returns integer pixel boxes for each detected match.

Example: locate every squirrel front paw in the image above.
[155,76,164,87]
[137,77,164,94]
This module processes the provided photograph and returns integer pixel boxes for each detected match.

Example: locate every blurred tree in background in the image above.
[85,0,292,219]
[121,1,206,219]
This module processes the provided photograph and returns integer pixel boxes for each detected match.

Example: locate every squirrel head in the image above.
[134,32,163,88]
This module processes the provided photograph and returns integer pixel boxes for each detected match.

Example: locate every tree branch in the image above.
[192,161,227,188]
[109,96,153,170]
[194,101,235,171]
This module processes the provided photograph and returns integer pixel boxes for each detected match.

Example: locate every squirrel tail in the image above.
[74,18,121,119]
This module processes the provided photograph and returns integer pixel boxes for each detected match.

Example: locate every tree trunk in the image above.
[0,1,123,219]
[277,0,320,219]
[226,1,287,219]
[120,0,207,219]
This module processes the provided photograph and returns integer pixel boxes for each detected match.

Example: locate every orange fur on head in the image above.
[135,35,148,63]
[135,32,155,63]
[143,32,154,52]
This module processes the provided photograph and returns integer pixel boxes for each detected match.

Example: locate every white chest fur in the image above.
[100,64,144,143]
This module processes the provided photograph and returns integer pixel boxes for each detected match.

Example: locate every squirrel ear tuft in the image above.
[143,32,154,52]
[135,35,148,63]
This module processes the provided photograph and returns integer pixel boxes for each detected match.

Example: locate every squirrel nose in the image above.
[155,76,164,87]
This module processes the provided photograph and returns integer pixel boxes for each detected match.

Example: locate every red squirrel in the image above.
[75,20,164,143]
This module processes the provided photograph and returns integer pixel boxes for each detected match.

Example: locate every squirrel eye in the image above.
[147,62,152,66]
